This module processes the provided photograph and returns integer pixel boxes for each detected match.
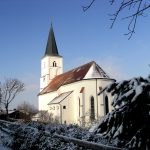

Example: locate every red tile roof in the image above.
[39,61,94,95]
[39,61,112,95]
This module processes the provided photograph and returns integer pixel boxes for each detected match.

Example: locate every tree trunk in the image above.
[5,104,9,119]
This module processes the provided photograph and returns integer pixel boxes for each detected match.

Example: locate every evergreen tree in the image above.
[95,75,150,149]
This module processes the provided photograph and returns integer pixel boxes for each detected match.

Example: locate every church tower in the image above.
[40,23,63,91]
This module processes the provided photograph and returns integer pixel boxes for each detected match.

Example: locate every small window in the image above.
[43,77,45,82]
[53,61,57,67]
[99,87,102,91]
[63,106,66,109]
[64,120,66,124]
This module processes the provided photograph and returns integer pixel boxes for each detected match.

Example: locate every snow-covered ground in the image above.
[0,121,120,150]
[0,145,11,150]
[0,137,9,150]
[0,76,150,150]
[0,134,11,150]
[0,124,12,150]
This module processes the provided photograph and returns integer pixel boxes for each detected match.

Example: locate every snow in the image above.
[0,145,11,150]
[0,120,123,150]
[0,76,149,150]
[94,75,150,150]
[0,128,12,150]
[89,123,98,132]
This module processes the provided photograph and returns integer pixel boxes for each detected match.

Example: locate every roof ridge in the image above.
[39,61,95,95]
[39,60,115,95]
[55,61,95,78]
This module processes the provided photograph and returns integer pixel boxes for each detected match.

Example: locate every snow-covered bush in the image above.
[94,76,150,149]
[9,122,89,150]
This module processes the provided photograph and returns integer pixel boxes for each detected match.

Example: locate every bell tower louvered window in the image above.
[53,61,57,67]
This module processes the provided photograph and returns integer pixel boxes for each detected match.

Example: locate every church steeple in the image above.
[40,23,63,91]
[45,23,59,56]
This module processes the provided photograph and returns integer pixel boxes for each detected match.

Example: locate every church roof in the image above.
[44,23,60,56]
[39,61,113,95]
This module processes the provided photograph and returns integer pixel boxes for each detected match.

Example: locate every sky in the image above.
[0,0,150,109]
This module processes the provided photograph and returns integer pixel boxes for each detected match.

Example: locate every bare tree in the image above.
[37,111,60,124]
[0,78,25,116]
[38,110,54,122]
[17,101,38,120]
[82,0,150,39]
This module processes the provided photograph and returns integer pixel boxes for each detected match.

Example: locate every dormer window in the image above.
[53,61,57,67]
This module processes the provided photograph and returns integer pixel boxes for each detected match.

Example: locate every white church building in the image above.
[38,24,115,126]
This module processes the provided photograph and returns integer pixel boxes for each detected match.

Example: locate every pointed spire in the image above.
[45,23,60,56]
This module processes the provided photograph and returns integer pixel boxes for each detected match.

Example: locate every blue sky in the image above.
[0,0,150,109]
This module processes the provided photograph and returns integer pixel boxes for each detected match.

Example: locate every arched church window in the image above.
[53,61,57,67]
[104,95,109,115]
[79,97,80,117]
[90,96,95,121]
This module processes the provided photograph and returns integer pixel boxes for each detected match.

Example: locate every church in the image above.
[38,24,115,126]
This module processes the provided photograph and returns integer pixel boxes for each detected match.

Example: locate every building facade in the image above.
[38,24,115,126]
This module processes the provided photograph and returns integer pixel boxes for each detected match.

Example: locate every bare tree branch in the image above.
[82,0,96,12]
[0,78,25,116]
[109,0,149,39]
[17,101,38,120]
[82,0,150,39]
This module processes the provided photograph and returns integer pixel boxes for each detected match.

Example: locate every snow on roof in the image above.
[48,91,73,104]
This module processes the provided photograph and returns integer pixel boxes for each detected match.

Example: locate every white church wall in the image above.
[77,92,85,126]
[40,56,50,90]
[39,78,114,125]
[84,63,109,79]
[48,56,63,81]
[97,79,114,117]
[57,81,87,124]
[59,93,74,124]
[79,79,112,125]
[41,56,49,76]
[40,55,63,91]
[38,91,57,111]
[98,93,105,117]
[84,63,101,79]
[48,56,63,73]
[48,104,61,122]
[56,78,114,125]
